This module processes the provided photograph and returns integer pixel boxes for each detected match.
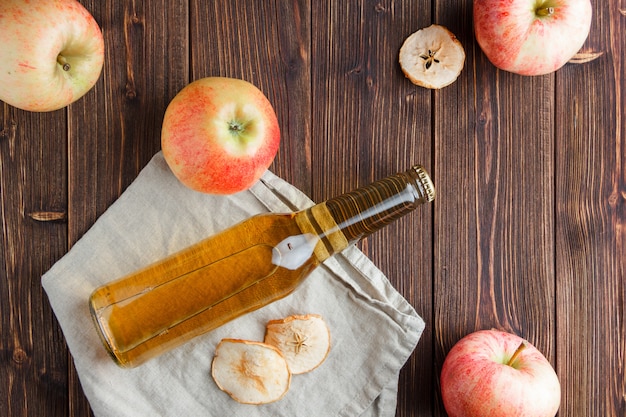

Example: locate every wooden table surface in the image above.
[1,1,624,416]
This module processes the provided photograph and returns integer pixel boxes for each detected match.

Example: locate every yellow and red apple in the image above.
[474,0,592,76]
[440,329,561,417]
[0,0,104,112]
[161,77,280,195]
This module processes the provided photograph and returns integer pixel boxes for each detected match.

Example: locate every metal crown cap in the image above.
[412,165,436,202]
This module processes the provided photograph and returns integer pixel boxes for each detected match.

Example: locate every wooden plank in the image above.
[434,0,556,414]
[66,1,189,415]
[1,106,69,415]
[190,0,312,194]
[310,1,435,415]
[555,0,625,415]
[435,69,556,340]
[0,1,623,416]
[68,0,189,236]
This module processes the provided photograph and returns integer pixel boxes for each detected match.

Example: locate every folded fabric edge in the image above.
[357,371,400,417]
[337,311,424,417]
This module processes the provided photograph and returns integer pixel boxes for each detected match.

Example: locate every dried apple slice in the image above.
[399,24,465,89]
[211,339,291,404]
[264,314,331,374]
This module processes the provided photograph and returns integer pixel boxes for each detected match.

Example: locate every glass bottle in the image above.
[89,165,435,367]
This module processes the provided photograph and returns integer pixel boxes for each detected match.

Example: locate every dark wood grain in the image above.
[0,1,624,416]
[433,0,558,411]
[1,107,69,414]
[555,1,625,416]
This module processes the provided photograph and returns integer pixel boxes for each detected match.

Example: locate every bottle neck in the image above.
[325,165,434,242]
[295,165,435,262]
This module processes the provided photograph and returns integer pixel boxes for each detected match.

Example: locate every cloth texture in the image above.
[42,152,425,417]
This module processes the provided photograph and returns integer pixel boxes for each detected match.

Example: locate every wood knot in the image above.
[125,82,138,100]
[477,112,489,126]
[347,66,362,76]
[0,120,18,141]
[608,191,626,207]
[13,348,28,364]
[125,89,137,100]
[127,12,144,26]
[286,57,302,72]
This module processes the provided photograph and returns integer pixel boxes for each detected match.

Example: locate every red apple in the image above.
[473,0,592,75]
[440,329,561,417]
[161,77,280,195]
[0,0,104,112]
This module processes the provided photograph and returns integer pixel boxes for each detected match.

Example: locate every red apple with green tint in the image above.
[161,77,280,195]
[441,329,561,417]
[0,0,104,112]
[474,0,592,75]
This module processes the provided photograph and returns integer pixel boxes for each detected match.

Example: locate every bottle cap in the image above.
[413,165,436,202]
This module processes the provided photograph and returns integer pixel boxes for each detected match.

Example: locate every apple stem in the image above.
[536,6,555,17]
[57,55,71,72]
[506,341,527,367]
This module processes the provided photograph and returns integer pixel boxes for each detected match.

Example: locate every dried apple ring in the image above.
[399,24,465,89]
[211,339,291,404]
[264,314,331,374]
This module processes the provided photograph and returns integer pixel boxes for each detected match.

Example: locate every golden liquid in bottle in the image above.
[89,165,434,368]
[89,207,345,367]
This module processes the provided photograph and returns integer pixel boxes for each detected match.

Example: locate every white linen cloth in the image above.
[42,152,425,417]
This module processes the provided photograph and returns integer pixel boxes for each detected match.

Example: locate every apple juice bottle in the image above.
[89,165,435,367]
